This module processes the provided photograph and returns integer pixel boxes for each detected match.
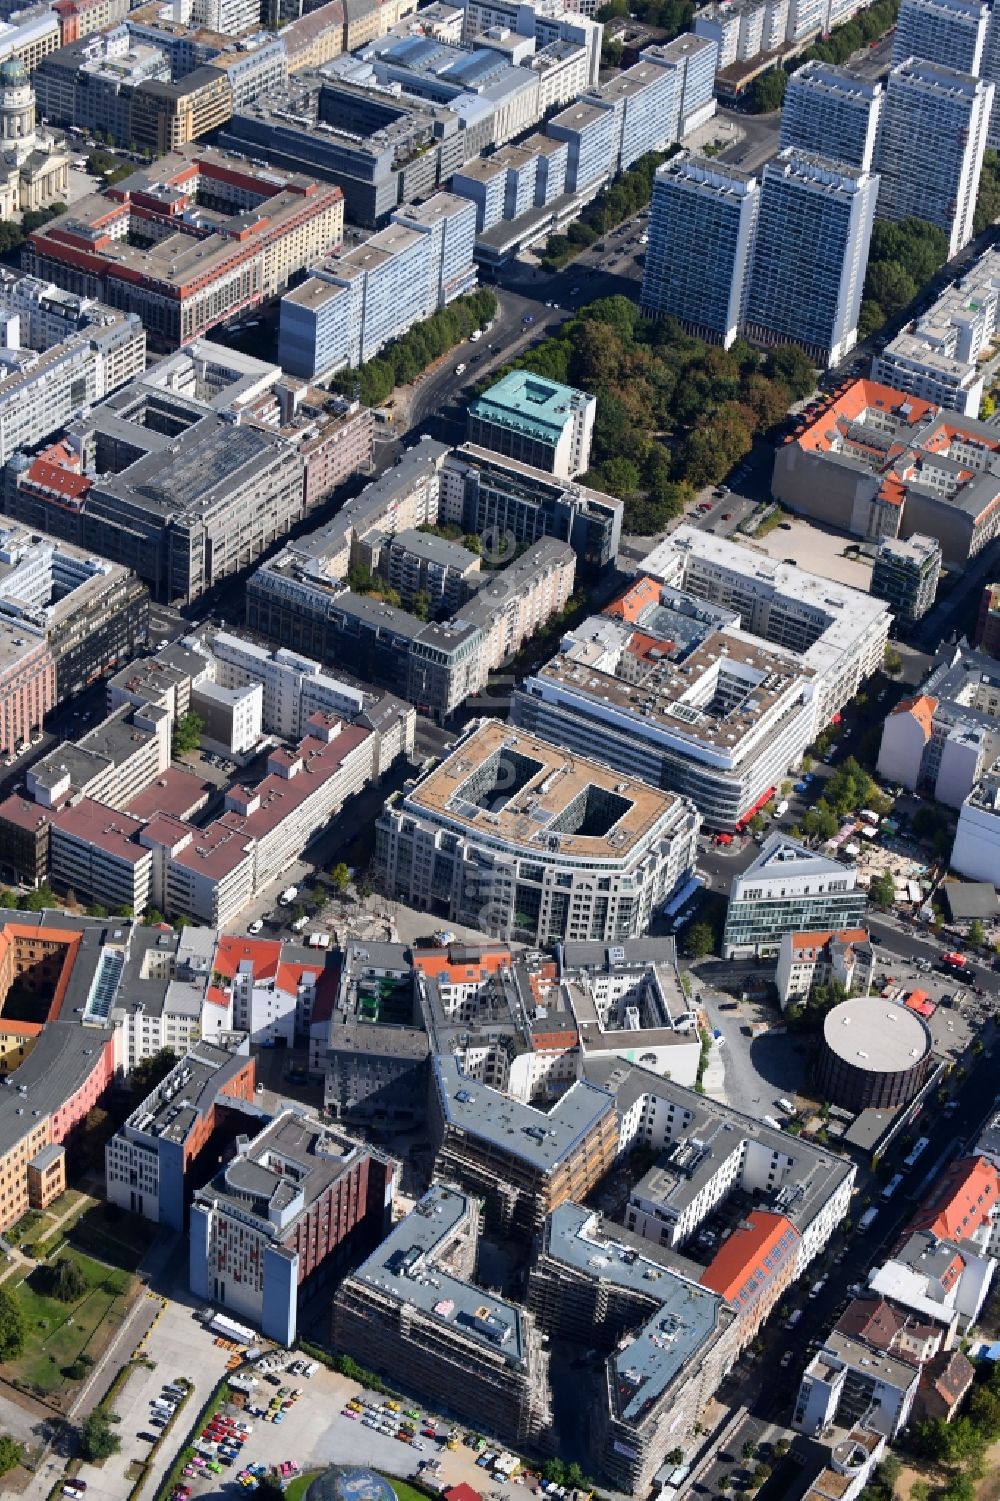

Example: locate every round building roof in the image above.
[0,57,28,87]
[306,1470,398,1501]
[822,997,931,1074]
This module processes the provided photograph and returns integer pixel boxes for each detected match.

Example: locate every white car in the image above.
[248,919,264,935]
[455,363,467,376]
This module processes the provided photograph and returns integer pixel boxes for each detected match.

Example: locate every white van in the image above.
[776,1097,796,1115]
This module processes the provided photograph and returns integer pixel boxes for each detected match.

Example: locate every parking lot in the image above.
[163,1360,537,1500]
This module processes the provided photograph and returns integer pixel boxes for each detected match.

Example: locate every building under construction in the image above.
[332,1183,552,1446]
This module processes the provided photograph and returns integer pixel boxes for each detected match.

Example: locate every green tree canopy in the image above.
[79,1412,121,1463]
[750,68,787,112]
[684,922,715,958]
[0,1436,21,1476]
[172,711,204,756]
[0,1286,25,1361]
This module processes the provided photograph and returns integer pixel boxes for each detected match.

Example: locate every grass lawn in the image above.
[285,1472,322,1501]
[4,1248,136,1401]
[382,1475,434,1501]
[68,1203,159,1272]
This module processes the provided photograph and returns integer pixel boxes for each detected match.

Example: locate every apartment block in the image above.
[379,529,481,615]
[25,148,344,351]
[583,58,679,172]
[333,1184,552,1443]
[546,99,616,194]
[775,928,874,1010]
[460,0,602,86]
[876,651,1000,807]
[430,1052,618,1233]
[466,370,595,478]
[191,1109,393,1345]
[529,1204,737,1493]
[639,33,718,136]
[871,533,942,622]
[745,149,878,366]
[723,836,867,958]
[974,581,1000,656]
[874,60,992,258]
[212,934,327,1046]
[641,152,759,347]
[106,1041,255,1230]
[780,61,883,171]
[893,0,989,74]
[278,193,476,379]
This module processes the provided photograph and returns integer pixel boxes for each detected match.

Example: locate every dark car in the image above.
[778,522,792,530]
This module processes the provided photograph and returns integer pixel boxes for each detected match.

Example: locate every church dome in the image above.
[0,58,27,89]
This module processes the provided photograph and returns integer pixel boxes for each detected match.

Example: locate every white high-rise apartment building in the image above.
[641,153,759,347]
[780,61,884,171]
[744,149,878,367]
[874,59,993,257]
[892,0,989,74]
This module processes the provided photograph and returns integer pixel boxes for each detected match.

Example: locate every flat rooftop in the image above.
[350,1182,528,1362]
[545,1205,724,1422]
[197,1108,367,1229]
[128,1040,249,1145]
[403,718,681,861]
[822,997,932,1071]
[434,1052,613,1171]
[468,369,589,445]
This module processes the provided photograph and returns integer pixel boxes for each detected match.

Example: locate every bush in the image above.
[43,1256,89,1304]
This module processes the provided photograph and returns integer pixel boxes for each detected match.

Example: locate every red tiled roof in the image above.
[276,958,323,996]
[604,575,660,624]
[700,1211,799,1304]
[214,936,281,982]
[908,1156,1000,1243]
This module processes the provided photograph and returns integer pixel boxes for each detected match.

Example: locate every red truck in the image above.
[941,951,968,970]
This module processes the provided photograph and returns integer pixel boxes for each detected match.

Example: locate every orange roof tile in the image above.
[700,1211,799,1304]
[892,694,938,739]
[604,575,660,624]
[908,1157,1000,1243]
[413,946,511,980]
[213,936,281,982]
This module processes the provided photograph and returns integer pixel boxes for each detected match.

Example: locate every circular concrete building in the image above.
[816,997,933,1112]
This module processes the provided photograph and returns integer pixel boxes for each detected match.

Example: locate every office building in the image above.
[278,193,477,379]
[0,517,147,701]
[430,1052,618,1233]
[876,646,1000,805]
[874,60,991,258]
[5,385,304,606]
[745,149,878,366]
[641,152,759,347]
[333,1184,552,1444]
[25,148,344,350]
[870,533,942,622]
[511,576,819,831]
[466,370,595,478]
[722,835,867,958]
[528,1059,855,1491]
[33,32,171,147]
[773,379,1000,565]
[190,1109,394,1345]
[775,928,873,1009]
[892,0,989,74]
[459,0,603,87]
[105,1041,256,1230]
[780,62,884,171]
[641,526,891,727]
[376,719,701,944]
